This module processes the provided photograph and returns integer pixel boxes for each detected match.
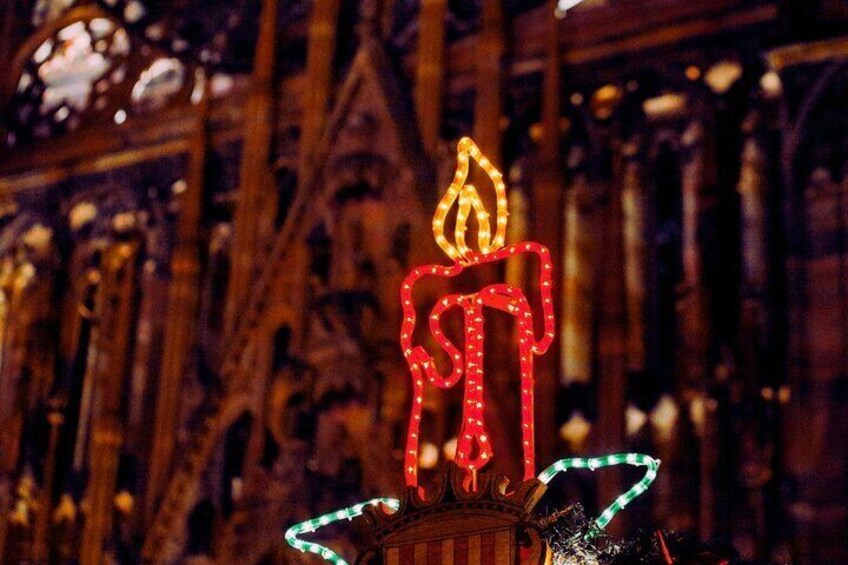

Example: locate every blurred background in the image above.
[0,0,847,563]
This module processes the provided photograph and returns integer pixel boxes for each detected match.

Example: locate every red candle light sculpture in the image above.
[400,137,556,488]
[285,137,661,565]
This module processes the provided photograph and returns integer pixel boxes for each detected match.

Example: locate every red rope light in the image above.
[400,137,555,488]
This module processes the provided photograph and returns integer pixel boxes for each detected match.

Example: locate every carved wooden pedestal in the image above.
[357,464,551,565]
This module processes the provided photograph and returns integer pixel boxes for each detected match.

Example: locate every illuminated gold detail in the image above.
[433,137,508,261]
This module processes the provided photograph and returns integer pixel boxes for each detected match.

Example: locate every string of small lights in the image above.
[285,455,658,563]
[433,137,508,261]
[539,453,661,535]
[284,498,400,565]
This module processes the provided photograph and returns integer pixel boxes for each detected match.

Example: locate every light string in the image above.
[284,498,400,565]
[538,453,661,535]
[286,454,658,563]
[433,137,508,261]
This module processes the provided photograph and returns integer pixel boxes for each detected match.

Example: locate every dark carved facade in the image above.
[0,0,847,563]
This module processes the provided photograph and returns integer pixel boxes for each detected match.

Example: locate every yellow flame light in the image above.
[434,137,508,262]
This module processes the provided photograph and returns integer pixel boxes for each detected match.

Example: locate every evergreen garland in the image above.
[539,504,773,565]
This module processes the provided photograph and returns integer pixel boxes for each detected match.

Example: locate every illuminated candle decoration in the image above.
[538,453,661,535]
[283,137,663,565]
[284,498,400,565]
[401,137,555,487]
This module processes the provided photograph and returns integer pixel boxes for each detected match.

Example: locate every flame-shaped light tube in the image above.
[433,137,509,261]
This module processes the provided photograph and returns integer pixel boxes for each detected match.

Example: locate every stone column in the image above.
[415,0,448,157]
[738,126,769,304]
[225,0,280,332]
[146,101,208,520]
[32,404,63,562]
[531,0,564,469]
[560,152,595,385]
[678,121,711,388]
[0,260,35,564]
[0,261,34,475]
[783,166,848,563]
[669,120,712,531]
[595,140,628,533]
[0,1,19,108]
[300,0,341,173]
[621,140,647,374]
[505,165,530,289]
[697,394,721,541]
[735,121,773,549]
[80,242,139,565]
[473,0,504,165]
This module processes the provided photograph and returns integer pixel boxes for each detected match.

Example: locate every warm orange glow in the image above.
[432,137,508,261]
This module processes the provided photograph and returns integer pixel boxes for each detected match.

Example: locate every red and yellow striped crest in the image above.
[359,464,550,565]
[385,530,515,565]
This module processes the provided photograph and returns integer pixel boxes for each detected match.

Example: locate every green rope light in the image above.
[538,453,661,536]
[284,498,400,565]
[285,453,659,563]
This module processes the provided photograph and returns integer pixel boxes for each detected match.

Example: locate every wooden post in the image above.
[531,0,564,469]
[415,0,447,157]
[146,99,208,520]
[79,242,139,565]
[225,0,280,332]
[300,0,341,174]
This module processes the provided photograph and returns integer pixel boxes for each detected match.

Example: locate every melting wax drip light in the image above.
[400,244,555,486]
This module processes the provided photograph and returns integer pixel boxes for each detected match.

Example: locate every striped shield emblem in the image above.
[385,529,514,565]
